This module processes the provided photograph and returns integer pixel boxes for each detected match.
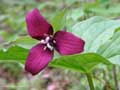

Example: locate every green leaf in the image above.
[97,31,120,65]
[0,46,29,63]
[72,16,120,65]
[0,44,111,73]
[72,16,120,52]
[0,36,37,50]
[50,53,111,73]
[14,36,37,49]
[51,9,67,32]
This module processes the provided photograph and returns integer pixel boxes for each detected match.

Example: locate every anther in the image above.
[40,39,46,44]
[47,43,54,51]
[45,37,50,42]
[53,40,56,43]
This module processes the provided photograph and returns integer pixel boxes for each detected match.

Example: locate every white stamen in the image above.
[45,37,50,42]
[41,36,55,51]
[53,40,56,43]
[40,40,46,44]
[47,43,53,51]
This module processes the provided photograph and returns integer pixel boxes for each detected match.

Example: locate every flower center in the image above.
[40,35,56,51]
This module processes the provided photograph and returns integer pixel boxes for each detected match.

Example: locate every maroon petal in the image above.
[26,8,53,40]
[54,31,85,55]
[25,43,54,75]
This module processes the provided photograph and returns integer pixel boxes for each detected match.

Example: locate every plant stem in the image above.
[113,65,119,90]
[86,73,95,90]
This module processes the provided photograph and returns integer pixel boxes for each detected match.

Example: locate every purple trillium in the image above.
[25,8,85,75]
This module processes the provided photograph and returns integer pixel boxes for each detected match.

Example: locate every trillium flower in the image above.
[25,8,85,75]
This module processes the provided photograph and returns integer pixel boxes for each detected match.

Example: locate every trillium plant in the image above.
[1,1,120,90]
[25,8,85,75]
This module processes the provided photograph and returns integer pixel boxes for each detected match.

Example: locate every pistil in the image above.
[40,36,56,51]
